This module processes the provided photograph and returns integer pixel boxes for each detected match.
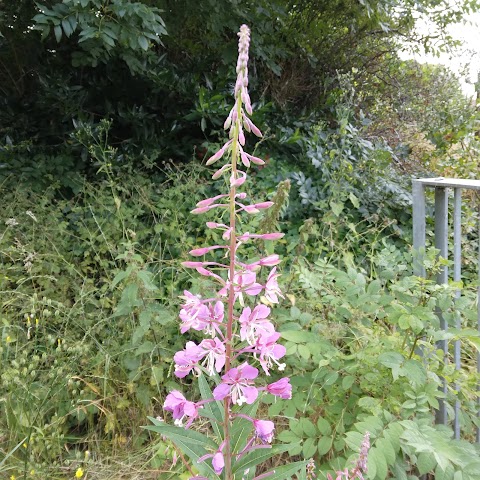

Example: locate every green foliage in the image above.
[2,0,479,182]
[0,166,213,477]
[33,0,167,69]
[268,247,480,478]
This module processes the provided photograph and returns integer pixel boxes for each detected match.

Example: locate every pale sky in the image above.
[399,10,480,97]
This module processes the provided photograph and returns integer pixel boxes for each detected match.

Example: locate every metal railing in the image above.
[412,177,480,442]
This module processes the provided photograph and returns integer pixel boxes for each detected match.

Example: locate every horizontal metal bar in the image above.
[416,177,480,190]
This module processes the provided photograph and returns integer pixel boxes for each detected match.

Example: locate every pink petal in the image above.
[182,261,204,268]
[206,148,225,166]
[241,364,259,380]
[243,386,259,404]
[249,154,265,165]
[212,452,225,474]
[212,164,231,180]
[196,194,228,208]
[230,170,247,187]
[254,201,274,209]
[241,151,251,167]
[259,255,281,266]
[189,246,226,256]
[238,126,245,146]
[213,383,231,401]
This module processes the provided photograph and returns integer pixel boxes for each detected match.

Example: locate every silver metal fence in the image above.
[412,177,480,442]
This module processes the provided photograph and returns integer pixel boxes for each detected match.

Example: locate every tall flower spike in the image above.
[159,25,295,480]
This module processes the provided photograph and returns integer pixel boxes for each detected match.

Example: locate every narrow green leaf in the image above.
[232,443,293,474]
[260,460,309,480]
[349,192,360,208]
[198,373,223,440]
[40,25,51,41]
[62,18,72,36]
[102,33,115,47]
[138,35,149,50]
[68,15,77,32]
[231,401,258,454]
[143,421,219,477]
[111,268,131,288]
[54,24,62,42]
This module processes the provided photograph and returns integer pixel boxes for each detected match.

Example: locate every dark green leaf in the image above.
[138,36,149,50]
[54,25,62,42]
[198,374,223,440]
[143,420,219,477]
[261,460,309,480]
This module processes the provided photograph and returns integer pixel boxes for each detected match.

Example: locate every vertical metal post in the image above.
[453,188,462,439]
[477,210,480,443]
[412,180,426,277]
[435,186,449,426]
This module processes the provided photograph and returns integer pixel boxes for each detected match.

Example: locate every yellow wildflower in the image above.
[75,467,84,478]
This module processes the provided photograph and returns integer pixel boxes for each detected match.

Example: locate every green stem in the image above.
[409,335,420,359]
[223,97,242,480]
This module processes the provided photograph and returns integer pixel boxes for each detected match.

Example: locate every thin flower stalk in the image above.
[158,24,295,480]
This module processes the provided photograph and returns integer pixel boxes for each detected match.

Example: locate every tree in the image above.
[0,0,478,184]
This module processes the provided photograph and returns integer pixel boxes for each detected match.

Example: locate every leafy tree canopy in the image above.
[0,0,478,183]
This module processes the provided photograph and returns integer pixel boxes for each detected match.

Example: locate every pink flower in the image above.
[202,300,225,337]
[253,419,275,443]
[179,296,224,336]
[218,271,263,305]
[239,305,275,345]
[189,245,228,256]
[163,391,199,427]
[174,341,204,378]
[240,201,274,214]
[212,451,225,475]
[179,291,209,333]
[198,442,226,475]
[256,332,286,375]
[213,363,259,405]
[264,267,284,304]
[205,140,232,166]
[237,232,284,241]
[230,170,247,186]
[199,337,226,375]
[242,254,281,271]
[266,377,292,399]
[195,194,229,208]
[212,163,232,180]
[258,255,281,266]
[242,114,262,138]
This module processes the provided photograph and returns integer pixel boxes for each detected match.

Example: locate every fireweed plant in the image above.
[146,26,368,480]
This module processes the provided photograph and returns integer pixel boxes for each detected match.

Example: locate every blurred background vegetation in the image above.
[1,1,480,479]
